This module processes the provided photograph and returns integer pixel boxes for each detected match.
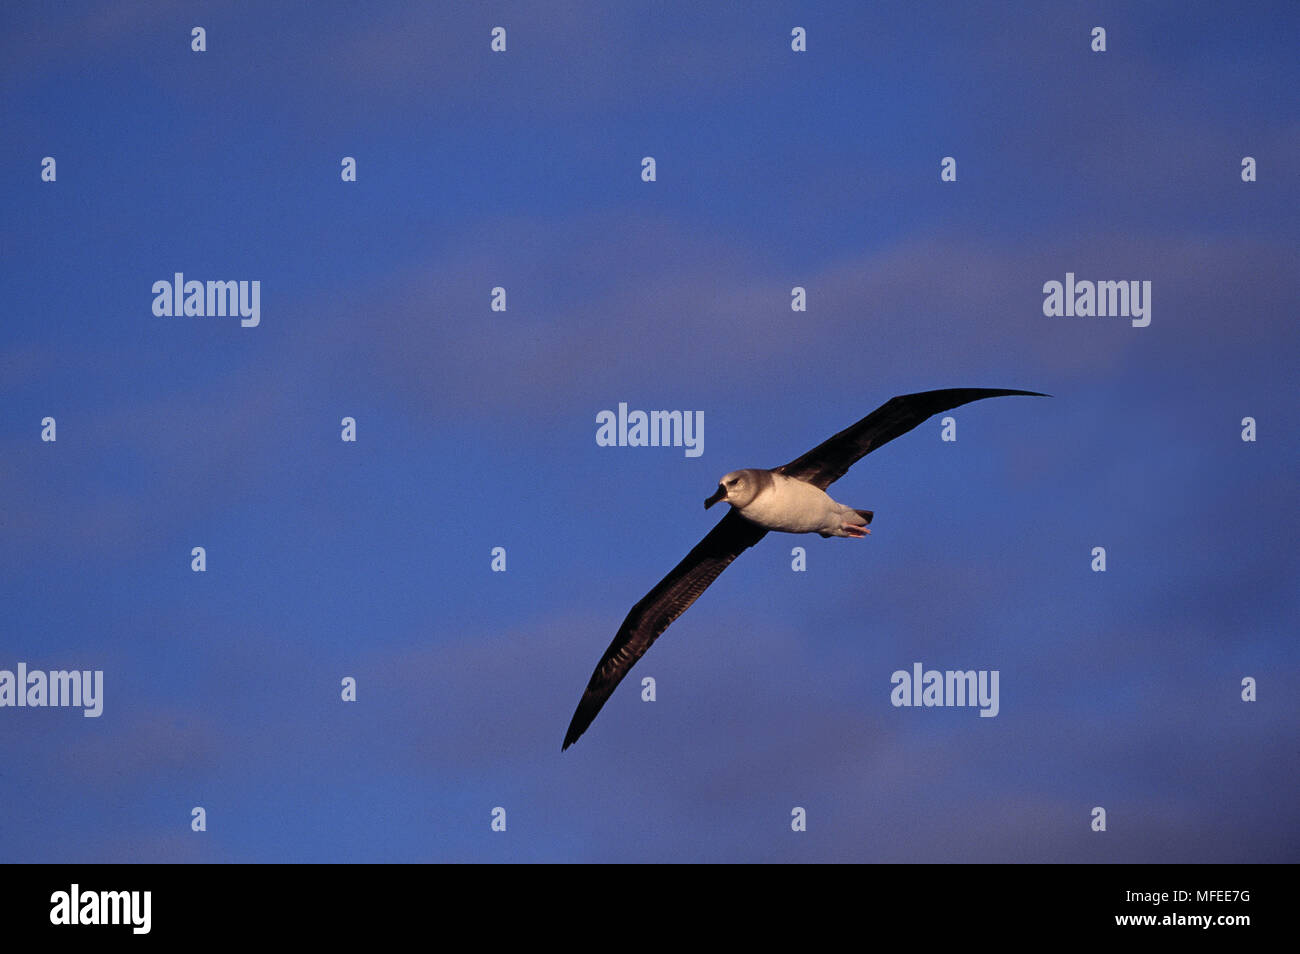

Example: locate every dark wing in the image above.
[776,388,1047,489]
[562,508,767,750]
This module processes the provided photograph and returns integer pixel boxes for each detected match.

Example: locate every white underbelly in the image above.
[740,475,837,533]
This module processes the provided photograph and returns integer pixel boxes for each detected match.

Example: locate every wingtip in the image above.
[983,388,1051,398]
[562,720,584,751]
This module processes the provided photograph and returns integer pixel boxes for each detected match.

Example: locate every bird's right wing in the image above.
[562,508,767,750]
[776,388,1047,489]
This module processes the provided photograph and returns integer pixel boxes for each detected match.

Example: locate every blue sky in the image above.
[2,1,1296,862]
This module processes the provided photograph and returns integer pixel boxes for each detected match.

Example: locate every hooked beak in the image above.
[704,485,726,509]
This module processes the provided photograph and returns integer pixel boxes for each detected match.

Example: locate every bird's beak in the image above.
[704,485,726,509]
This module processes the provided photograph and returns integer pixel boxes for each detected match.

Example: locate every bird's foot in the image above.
[842,524,870,538]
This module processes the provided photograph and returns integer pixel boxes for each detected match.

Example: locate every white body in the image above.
[715,470,869,537]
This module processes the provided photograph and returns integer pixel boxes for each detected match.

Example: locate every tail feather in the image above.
[854,509,874,524]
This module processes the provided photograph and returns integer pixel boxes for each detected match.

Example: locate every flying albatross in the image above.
[562,387,1046,750]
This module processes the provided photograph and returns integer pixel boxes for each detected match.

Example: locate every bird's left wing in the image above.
[562,508,767,750]
[777,387,1047,489]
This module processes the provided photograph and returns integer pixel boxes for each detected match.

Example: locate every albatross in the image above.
[562,387,1046,750]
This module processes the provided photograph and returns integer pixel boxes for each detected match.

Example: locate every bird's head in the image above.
[705,470,761,510]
